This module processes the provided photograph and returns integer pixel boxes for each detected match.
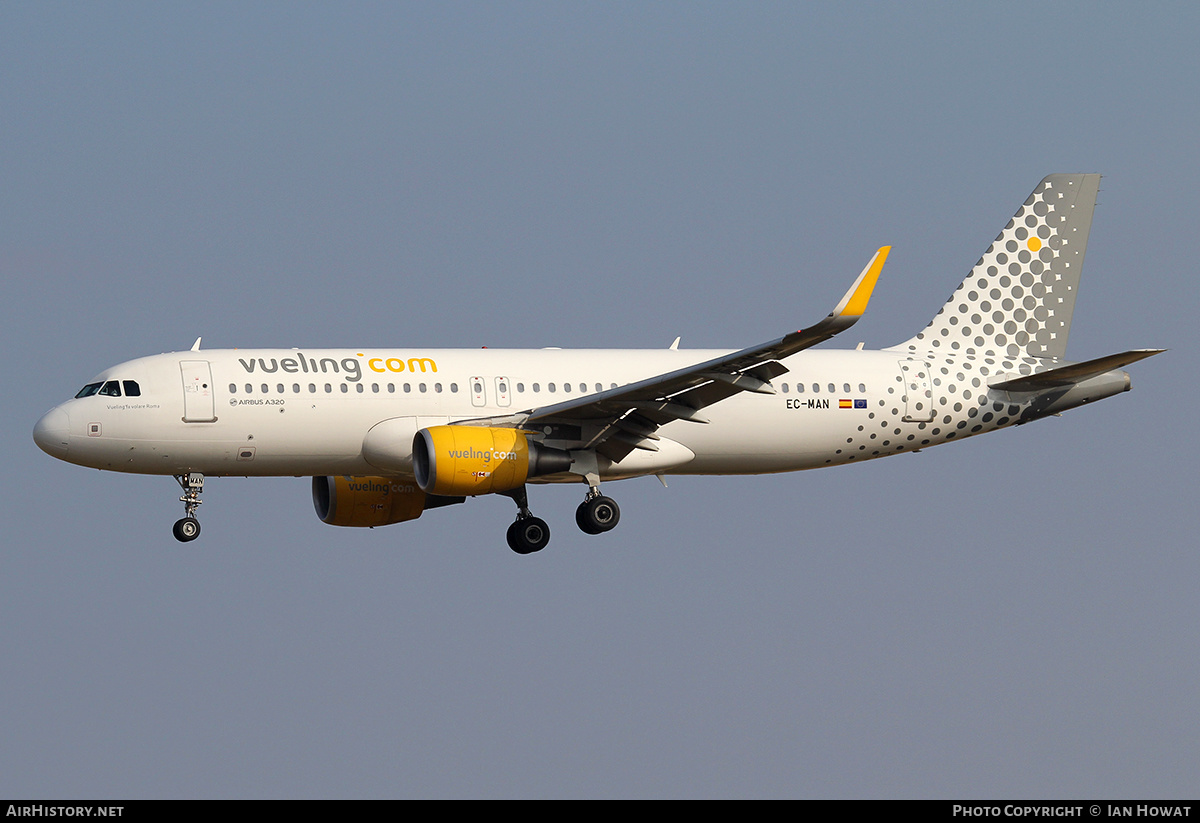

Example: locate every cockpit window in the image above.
[75,382,102,398]
[123,380,141,397]
[98,381,122,397]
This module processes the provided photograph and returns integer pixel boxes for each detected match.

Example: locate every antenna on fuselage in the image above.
[190,337,202,351]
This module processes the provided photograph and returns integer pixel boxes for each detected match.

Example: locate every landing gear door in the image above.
[180,360,217,422]
[900,360,934,423]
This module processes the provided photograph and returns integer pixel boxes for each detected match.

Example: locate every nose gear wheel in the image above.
[172,473,205,543]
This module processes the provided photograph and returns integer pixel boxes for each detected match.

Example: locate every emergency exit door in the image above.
[180,361,217,422]
[899,360,934,423]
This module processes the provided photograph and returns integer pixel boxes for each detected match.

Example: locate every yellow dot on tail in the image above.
[1028,237,1042,252]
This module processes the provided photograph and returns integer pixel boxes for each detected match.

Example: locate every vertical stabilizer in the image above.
[896,174,1101,360]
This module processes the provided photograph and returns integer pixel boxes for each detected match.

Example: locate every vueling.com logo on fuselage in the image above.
[237,352,437,383]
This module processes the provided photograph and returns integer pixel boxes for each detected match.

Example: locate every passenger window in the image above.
[123,381,141,397]
[372,383,379,393]
[340,384,348,393]
[548,383,556,393]
[563,383,571,393]
[246,384,253,394]
[419,383,427,393]
[75,382,103,398]
[404,383,411,393]
[434,383,442,393]
[450,383,458,393]
[293,384,300,393]
[781,383,789,393]
[532,383,540,393]
[99,381,121,397]
[325,384,332,393]
[796,383,804,393]
[229,384,237,394]
[595,383,602,392]
[309,384,317,393]
[355,384,363,393]
[387,384,394,393]
[517,383,525,393]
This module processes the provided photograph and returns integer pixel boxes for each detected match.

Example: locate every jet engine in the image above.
[412,426,572,497]
[312,475,462,528]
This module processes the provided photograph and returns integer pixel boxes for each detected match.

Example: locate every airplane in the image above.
[33,174,1162,554]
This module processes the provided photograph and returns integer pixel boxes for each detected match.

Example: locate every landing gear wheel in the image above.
[173,517,201,542]
[576,495,620,535]
[507,517,550,554]
[173,473,205,542]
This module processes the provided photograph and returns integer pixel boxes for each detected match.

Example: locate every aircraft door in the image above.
[470,376,487,408]
[180,360,217,422]
[495,376,511,408]
[899,360,934,423]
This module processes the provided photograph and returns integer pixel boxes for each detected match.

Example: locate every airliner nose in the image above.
[33,406,70,458]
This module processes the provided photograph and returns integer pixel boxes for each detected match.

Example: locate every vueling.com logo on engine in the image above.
[449,447,518,464]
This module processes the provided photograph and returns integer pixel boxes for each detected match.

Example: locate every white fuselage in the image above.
[33,345,1127,483]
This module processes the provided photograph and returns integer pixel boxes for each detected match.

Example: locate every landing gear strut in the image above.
[172,472,204,542]
[498,455,623,552]
[502,486,550,555]
[569,451,620,537]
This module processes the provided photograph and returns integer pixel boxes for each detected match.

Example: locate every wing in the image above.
[475,247,889,462]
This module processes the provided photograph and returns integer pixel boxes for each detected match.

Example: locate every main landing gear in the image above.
[502,483,622,555]
[172,472,204,543]
[502,486,550,555]
[572,452,620,538]
[576,489,620,535]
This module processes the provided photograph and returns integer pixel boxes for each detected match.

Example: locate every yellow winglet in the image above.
[833,246,890,318]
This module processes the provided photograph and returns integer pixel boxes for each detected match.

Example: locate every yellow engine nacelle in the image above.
[312,475,459,528]
[412,426,572,497]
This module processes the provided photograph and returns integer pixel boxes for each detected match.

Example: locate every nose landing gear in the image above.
[172,473,204,542]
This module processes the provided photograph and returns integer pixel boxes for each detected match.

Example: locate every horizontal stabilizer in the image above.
[989,349,1165,392]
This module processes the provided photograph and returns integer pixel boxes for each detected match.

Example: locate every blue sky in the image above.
[2,2,1195,798]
